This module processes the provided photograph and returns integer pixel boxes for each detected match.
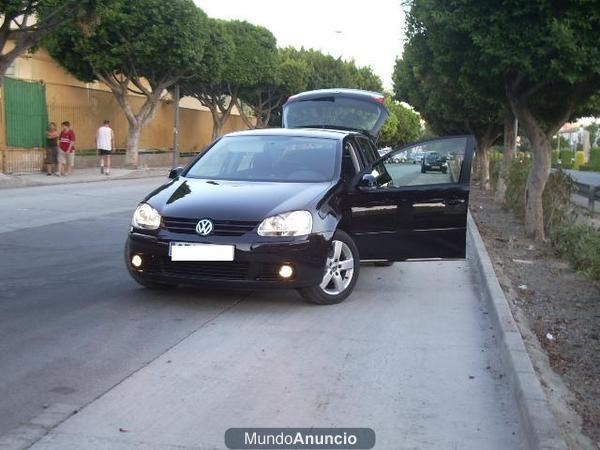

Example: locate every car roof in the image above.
[224,127,354,140]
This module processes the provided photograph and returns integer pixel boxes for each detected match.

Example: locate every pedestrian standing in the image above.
[58,121,76,176]
[45,122,59,176]
[97,120,115,176]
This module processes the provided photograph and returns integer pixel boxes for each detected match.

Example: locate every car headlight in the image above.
[132,203,161,230]
[257,210,313,237]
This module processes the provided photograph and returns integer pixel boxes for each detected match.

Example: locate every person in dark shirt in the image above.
[46,122,59,176]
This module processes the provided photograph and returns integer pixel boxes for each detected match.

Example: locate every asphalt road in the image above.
[386,163,452,186]
[564,168,600,186]
[1,178,525,449]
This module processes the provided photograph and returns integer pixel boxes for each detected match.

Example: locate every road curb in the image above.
[0,169,167,190]
[467,212,567,450]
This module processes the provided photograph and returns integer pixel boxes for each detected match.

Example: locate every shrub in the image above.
[542,169,576,231]
[574,151,586,170]
[579,163,593,172]
[551,149,559,165]
[552,224,600,281]
[505,159,576,231]
[559,150,574,169]
[590,147,600,171]
[505,159,530,218]
[489,158,501,191]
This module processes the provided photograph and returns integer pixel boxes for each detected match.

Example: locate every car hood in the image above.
[145,177,334,221]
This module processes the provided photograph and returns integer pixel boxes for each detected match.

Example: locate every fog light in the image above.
[279,264,293,278]
[131,254,143,268]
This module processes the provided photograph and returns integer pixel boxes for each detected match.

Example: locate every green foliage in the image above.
[505,159,530,218]
[44,0,208,86]
[280,47,382,92]
[443,0,600,131]
[224,20,277,90]
[378,97,421,148]
[551,149,559,166]
[590,148,600,171]
[551,135,570,150]
[559,150,574,169]
[392,0,503,156]
[0,0,107,83]
[552,224,600,281]
[574,151,586,170]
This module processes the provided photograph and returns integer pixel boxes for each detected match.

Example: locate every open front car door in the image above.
[345,136,475,261]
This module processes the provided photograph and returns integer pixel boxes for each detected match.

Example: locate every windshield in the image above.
[283,96,388,136]
[185,135,340,183]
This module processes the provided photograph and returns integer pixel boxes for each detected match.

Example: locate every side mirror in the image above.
[168,167,183,179]
[357,173,377,191]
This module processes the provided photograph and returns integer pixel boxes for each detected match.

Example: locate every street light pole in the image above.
[172,84,180,169]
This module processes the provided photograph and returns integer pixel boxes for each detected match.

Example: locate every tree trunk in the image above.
[523,128,552,240]
[478,142,491,191]
[210,107,225,141]
[495,109,516,204]
[508,96,553,241]
[125,122,142,168]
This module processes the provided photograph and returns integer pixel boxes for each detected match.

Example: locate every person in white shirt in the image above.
[97,120,115,175]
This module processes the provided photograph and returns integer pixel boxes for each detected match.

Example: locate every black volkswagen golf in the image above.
[126,89,474,304]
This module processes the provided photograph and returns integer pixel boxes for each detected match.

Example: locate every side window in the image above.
[341,142,360,182]
[377,137,469,187]
[355,137,392,188]
[355,137,378,166]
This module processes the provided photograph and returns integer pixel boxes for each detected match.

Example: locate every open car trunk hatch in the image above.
[282,89,389,138]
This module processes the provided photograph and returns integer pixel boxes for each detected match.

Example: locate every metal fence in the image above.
[573,181,600,213]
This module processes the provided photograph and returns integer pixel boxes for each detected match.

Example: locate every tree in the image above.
[392,8,503,191]
[0,0,104,85]
[180,19,235,140]
[378,97,421,148]
[281,47,383,93]
[44,0,208,166]
[238,46,384,129]
[238,49,310,129]
[442,0,600,240]
[182,20,279,139]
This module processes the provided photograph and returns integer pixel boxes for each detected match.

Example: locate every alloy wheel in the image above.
[320,240,354,295]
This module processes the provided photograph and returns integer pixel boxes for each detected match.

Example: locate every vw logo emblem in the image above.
[196,219,214,236]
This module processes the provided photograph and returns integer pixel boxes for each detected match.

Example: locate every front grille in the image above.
[160,260,250,280]
[162,217,259,236]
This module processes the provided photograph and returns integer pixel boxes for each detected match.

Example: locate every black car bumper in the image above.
[125,231,332,288]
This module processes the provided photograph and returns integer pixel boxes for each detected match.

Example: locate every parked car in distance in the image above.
[413,151,425,164]
[421,151,448,174]
[125,89,474,305]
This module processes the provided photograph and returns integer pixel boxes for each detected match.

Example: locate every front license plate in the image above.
[169,242,234,261]
[431,165,440,169]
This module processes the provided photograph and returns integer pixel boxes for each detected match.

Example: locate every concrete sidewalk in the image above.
[0,167,170,189]
[16,259,525,450]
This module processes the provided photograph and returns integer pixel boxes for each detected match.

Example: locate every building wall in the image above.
[1,47,248,172]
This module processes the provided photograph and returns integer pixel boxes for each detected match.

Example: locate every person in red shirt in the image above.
[58,121,76,176]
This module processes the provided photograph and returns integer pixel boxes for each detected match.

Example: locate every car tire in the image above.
[442,168,447,174]
[421,167,426,173]
[298,230,360,305]
[374,260,394,267]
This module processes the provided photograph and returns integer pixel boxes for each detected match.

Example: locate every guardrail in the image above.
[573,181,600,212]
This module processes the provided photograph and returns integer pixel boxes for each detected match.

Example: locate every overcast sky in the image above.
[193,0,406,90]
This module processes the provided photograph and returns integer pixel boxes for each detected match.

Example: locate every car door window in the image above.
[375,136,470,188]
[341,142,361,183]
[354,137,393,187]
